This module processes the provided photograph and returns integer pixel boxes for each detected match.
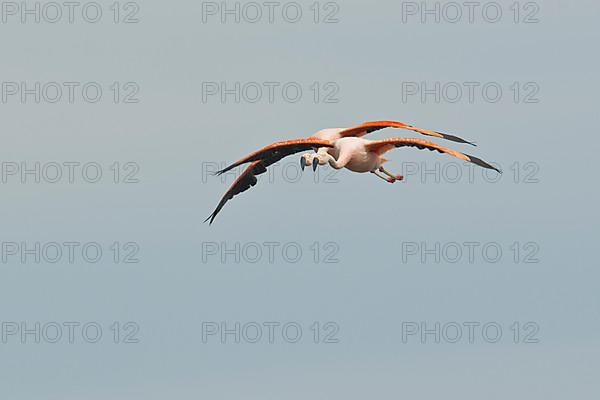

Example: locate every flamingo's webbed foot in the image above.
[379,166,403,182]
[372,170,395,183]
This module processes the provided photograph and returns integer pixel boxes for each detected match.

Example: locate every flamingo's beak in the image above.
[300,156,306,171]
[312,157,319,172]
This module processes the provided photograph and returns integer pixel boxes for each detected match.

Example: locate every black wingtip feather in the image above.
[437,132,477,146]
[467,155,502,173]
[215,164,238,176]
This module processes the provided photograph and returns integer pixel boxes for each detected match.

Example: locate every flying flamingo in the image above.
[205,120,496,224]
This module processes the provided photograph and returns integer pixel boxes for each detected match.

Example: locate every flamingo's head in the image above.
[300,152,327,171]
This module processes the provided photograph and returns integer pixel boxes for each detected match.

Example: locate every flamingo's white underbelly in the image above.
[329,147,378,173]
[345,151,379,172]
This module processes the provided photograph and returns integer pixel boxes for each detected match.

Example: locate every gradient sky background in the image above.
[1,0,599,398]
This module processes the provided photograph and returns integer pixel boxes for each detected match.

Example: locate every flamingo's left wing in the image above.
[205,160,267,225]
[365,138,500,172]
[338,120,476,145]
[207,138,334,224]
[216,138,333,175]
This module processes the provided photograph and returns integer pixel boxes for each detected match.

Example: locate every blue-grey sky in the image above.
[1,1,599,398]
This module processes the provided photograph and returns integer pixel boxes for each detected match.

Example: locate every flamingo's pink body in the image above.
[311,128,346,141]
[327,137,381,173]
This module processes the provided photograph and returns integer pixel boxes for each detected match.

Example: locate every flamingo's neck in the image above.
[325,153,342,170]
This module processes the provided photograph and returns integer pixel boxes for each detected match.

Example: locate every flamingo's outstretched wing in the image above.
[338,120,476,145]
[216,138,333,175]
[365,138,500,172]
[205,161,267,225]
[207,138,334,224]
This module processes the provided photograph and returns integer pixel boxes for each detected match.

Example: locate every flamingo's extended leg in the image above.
[371,170,395,183]
[379,166,404,181]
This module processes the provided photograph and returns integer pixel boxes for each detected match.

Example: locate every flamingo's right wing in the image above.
[338,120,476,145]
[216,138,333,175]
[365,138,500,172]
